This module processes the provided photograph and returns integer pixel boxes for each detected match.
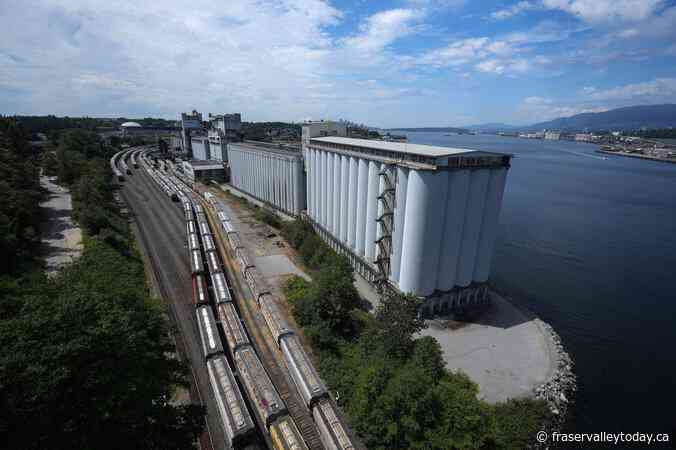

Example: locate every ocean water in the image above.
[399,132,676,439]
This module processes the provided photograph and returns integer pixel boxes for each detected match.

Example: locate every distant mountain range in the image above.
[387,126,474,134]
[464,123,517,133]
[392,105,676,134]
[520,104,676,132]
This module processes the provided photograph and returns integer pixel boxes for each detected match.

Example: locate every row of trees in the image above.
[0,125,204,449]
[241,121,300,141]
[631,128,676,139]
[0,119,43,277]
[1,115,178,140]
[281,219,549,449]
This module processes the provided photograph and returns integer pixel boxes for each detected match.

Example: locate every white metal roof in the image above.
[310,136,482,158]
[121,121,142,128]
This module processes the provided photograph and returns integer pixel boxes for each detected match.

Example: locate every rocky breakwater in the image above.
[533,319,576,447]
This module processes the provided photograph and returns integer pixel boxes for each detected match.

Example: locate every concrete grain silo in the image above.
[302,136,511,315]
[227,142,305,216]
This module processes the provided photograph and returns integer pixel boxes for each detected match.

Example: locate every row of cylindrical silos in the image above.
[304,148,386,264]
[389,166,508,296]
[228,143,305,216]
[304,146,508,297]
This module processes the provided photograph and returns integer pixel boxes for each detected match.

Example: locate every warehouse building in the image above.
[303,136,511,315]
[228,142,305,216]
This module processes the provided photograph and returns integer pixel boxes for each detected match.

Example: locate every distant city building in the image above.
[575,133,592,142]
[544,131,561,140]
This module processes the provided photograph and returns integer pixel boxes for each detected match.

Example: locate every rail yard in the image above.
[112,146,356,450]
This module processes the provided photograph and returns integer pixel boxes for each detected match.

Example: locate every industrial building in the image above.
[182,160,226,183]
[301,121,347,149]
[209,113,242,141]
[302,133,511,315]
[181,110,203,155]
[180,116,512,315]
[227,142,305,216]
[119,121,178,138]
[207,130,226,161]
[206,113,242,161]
[191,134,211,161]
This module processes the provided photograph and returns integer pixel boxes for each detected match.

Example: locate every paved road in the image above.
[118,165,226,450]
[39,173,82,276]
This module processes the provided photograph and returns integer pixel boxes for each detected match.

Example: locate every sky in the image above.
[1,0,676,127]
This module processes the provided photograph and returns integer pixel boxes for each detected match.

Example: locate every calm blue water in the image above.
[400,132,676,437]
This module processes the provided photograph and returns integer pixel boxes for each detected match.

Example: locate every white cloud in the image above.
[517,96,610,122]
[476,58,531,74]
[2,0,424,120]
[503,20,583,44]
[586,78,676,101]
[524,96,552,105]
[341,8,425,53]
[417,22,564,75]
[491,1,539,20]
[541,0,663,23]
[611,6,676,40]
[419,37,491,67]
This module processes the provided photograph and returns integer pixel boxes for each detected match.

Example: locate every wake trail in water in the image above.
[560,149,607,160]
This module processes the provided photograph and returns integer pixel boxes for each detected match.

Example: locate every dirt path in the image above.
[40,173,83,276]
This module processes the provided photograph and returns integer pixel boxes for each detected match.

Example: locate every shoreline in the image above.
[532,319,576,439]
[489,288,576,445]
[597,149,676,164]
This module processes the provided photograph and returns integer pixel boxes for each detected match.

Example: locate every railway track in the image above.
[116,156,225,450]
[138,154,329,449]
[200,191,324,450]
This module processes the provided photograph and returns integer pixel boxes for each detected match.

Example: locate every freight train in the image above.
[209,191,355,450]
[133,151,257,447]
[126,152,356,449]
[187,192,307,449]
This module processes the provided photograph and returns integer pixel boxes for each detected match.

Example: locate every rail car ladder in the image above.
[374,165,396,291]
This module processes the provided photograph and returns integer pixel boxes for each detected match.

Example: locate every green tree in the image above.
[369,291,425,359]
[0,119,43,275]
[295,255,361,341]
[0,239,204,450]
[489,398,550,449]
